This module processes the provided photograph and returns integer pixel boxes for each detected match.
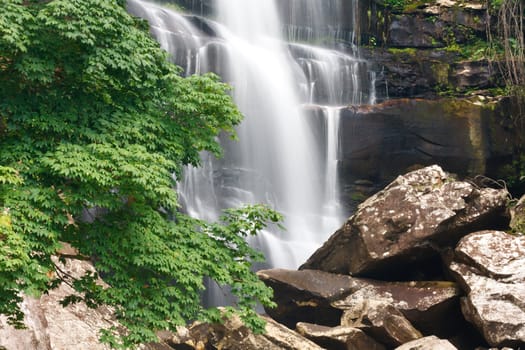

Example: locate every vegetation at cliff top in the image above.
[488,0,525,94]
[0,0,281,348]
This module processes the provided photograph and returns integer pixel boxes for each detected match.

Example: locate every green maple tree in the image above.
[0,0,280,347]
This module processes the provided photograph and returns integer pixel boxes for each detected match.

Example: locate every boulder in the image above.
[149,328,199,350]
[340,300,423,347]
[301,165,508,278]
[296,322,386,350]
[394,335,458,350]
[0,258,116,350]
[256,268,362,328]
[174,313,324,350]
[332,281,461,337]
[449,231,525,347]
[258,268,461,336]
[432,2,487,32]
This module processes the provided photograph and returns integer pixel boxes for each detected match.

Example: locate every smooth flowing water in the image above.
[127,0,374,280]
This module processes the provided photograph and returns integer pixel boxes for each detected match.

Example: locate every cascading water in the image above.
[127,0,375,289]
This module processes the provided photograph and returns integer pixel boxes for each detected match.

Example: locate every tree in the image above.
[0,0,280,347]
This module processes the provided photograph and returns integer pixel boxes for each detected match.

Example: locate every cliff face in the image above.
[338,0,524,198]
[358,0,495,99]
[306,97,524,209]
[168,0,499,99]
[163,0,524,195]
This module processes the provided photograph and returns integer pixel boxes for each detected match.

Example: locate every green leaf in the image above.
[0,0,276,348]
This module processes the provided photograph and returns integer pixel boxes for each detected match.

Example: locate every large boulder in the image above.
[394,335,458,350]
[340,300,423,347]
[170,313,324,350]
[296,322,386,350]
[332,281,461,337]
[301,165,509,277]
[449,231,525,347]
[258,268,461,337]
[256,269,362,328]
[0,258,116,350]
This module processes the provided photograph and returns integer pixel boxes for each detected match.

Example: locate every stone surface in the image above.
[261,316,325,350]
[449,231,525,347]
[332,281,461,337]
[296,322,386,350]
[0,258,116,350]
[359,0,494,99]
[371,0,487,48]
[450,60,493,90]
[305,97,523,211]
[258,268,461,337]
[340,300,423,347]
[394,335,458,350]
[387,14,446,48]
[301,165,509,277]
[176,313,324,350]
[257,268,362,328]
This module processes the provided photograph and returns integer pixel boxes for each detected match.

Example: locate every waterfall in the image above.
[127,0,374,274]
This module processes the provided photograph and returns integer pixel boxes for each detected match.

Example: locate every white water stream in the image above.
[127,0,374,293]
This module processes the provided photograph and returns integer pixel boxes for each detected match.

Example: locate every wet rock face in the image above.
[317,97,523,211]
[386,5,486,49]
[361,0,494,99]
[301,165,509,277]
[387,14,446,48]
[449,231,525,348]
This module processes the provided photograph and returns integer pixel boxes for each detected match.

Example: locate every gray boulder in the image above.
[301,165,509,277]
[177,313,324,350]
[0,258,116,350]
[332,281,461,337]
[296,322,386,350]
[449,230,525,347]
[394,335,458,350]
[340,300,423,347]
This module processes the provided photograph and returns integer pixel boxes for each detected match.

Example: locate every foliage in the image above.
[382,0,407,11]
[153,1,187,13]
[490,0,505,11]
[381,0,431,12]
[0,0,281,348]
[486,0,525,190]
[487,0,525,90]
